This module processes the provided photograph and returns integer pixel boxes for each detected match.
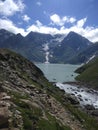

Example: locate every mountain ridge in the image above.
[0,29,94,64]
[51,31,92,63]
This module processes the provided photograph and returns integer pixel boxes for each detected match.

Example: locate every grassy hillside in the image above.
[75,58,98,89]
[0,48,98,130]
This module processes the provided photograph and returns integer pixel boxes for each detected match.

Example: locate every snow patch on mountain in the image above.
[77,47,80,51]
[86,55,95,63]
[43,43,50,63]
[53,35,66,43]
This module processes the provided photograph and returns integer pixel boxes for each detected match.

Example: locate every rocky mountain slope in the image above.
[0,29,14,45]
[70,42,98,64]
[0,48,98,130]
[75,57,98,90]
[0,29,93,64]
[51,31,92,63]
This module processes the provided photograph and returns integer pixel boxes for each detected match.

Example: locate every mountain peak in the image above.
[68,31,78,35]
[27,31,52,37]
[66,31,85,39]
[0,29,10,33]
[0,29,94,64]
[62,31,92,46]
[0,29,14,35]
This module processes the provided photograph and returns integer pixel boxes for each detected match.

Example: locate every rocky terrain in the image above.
[0,49,98,130]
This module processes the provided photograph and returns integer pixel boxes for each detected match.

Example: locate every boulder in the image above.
[0,107,9,127]
[67,95,79,105]
[85,104,95,110]
[91,110,98,116]
[2,96,11,100]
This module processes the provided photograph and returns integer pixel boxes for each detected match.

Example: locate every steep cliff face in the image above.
[0,49,98,130]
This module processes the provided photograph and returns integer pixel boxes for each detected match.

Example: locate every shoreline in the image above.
[56,82,98,109]
[62,81,98,91]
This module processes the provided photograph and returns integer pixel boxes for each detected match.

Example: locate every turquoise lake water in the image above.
[36,63,98,108]
[36,63,80,83]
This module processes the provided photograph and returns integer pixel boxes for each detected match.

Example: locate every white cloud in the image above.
[57,19,98,42]
[27,18,98,42]
[0,17,98,42]
[69,17,76,23]
[0,0,25,16]
[22,14,30,22]
[50,14,61,26]
[36,1,42,6]
[83,27,98,42]
[0,18,26,36]
[50,14,76,26]
[36,20,43,27]
[77,18,87,28]
[27,20,59,34]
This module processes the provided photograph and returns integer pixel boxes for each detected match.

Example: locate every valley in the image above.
[0,29,98,130]
[0,0,98,129]
[37,63,98,109]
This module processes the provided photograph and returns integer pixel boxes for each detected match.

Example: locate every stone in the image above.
[67,95,79,105]
[0,107,9,127]
[78,97,83,101]
[2,96,11,100]
[0,101,7,107]
[77,94,82,97]
[85,104,95,110]
[91,110,98,116]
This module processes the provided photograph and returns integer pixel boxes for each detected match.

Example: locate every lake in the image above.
[36,63,98,108]
[36,63,80,83]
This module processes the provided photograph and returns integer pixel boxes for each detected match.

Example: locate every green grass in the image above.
[10,91,42,130]
[75,58,98,89]
[10,91,72,130]
[37,112,72,130]
[66,104,98,130]
[1,49,98,130]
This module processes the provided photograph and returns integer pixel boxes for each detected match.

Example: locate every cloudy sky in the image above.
[0,0,98,42]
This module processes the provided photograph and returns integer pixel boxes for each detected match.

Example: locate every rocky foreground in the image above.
[0,49,98,130]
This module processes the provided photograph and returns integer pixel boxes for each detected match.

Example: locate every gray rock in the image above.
[67,95,79,105]
[91,110,98,116]
[0,107,9,126]
[85,104,95,110]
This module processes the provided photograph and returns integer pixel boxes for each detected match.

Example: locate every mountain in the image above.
[0,30,56,62]
[0,29,15,47]
[51,31,92,63]
[75,57,98,90]
[0,48,98,130]
[0,29,93,63]
[0,48,70,130]
[62,31,91,50]
[70,42,98,64]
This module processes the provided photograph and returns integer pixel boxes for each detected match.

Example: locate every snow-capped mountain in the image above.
[0,29,95,64]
